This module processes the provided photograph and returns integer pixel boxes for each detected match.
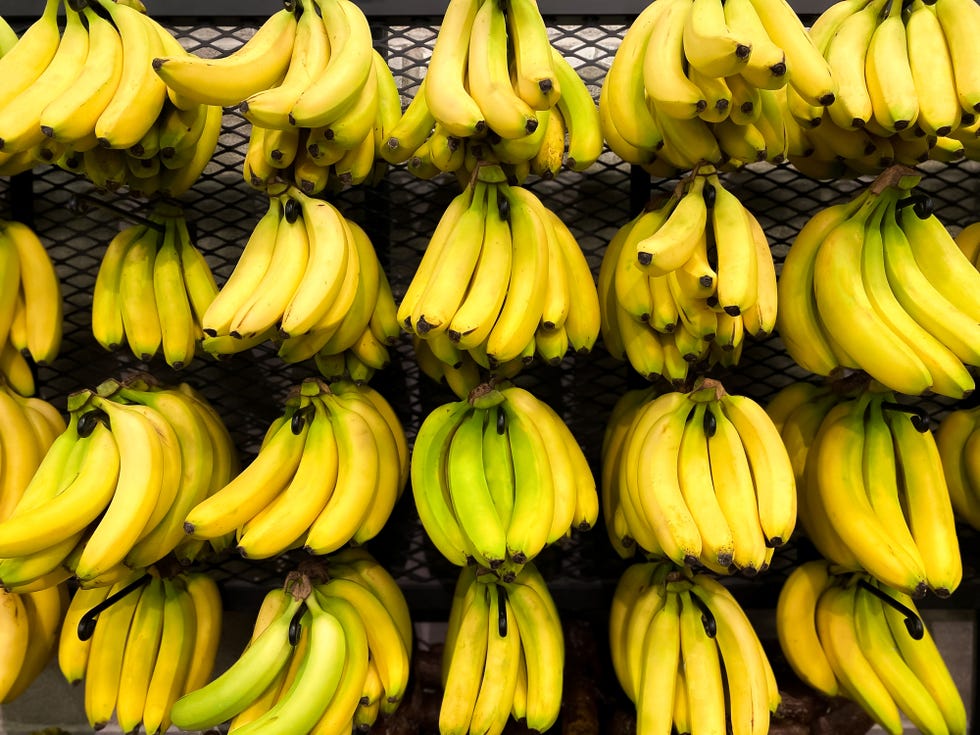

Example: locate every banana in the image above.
[180,573,222,696]
[684,0,753,79]
[170,590,303,731]
[1,219,61,366]
[636,176,707,275]
[424,0,485,138]
[679,589,727,735]
[440,577,490,735]
[550,49,602,171]
[754,0,837,106]
[0,0,61,106]
[141,578,197,735]
[866,0,919,132]
[185,399,311,539]
[825,0,883,130]
[58,584,111,686]
[886,408,961,598]
[501,571,563,733]
[2,584,67,703]
[635,589,679,735]
[723,0,788,89]
[0,590,29,702]
[905,1,960,137]
[114,575,166,734]
[153,8,298,107]
[935,0,980,114]
[40,6,124,145]
[936,407,980,529]
[645,0,710,122]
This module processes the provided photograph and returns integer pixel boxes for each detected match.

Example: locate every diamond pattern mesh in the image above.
[1,16,977,616]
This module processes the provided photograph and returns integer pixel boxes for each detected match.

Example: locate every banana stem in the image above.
[77,573,153,641]
[856,579,924,640]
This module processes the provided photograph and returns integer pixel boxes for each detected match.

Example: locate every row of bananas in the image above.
[201,188,400,385]
[412,382,597,580]
[0,583,67,704]
[599,170,777,385]
[610,562,780,735]
[380,0,603,182]
[183,378,408,559]
[769,380,962,598]
[171,551,412,735]
[778,167,980,399]
[399,165,600,371]
[59,568,222,733]
[92,204,218,369]
[440,562,564,735]
[0,0,221,195]
[0,218,63,395]
[602,378,795,575]
[0,381,66,536]
[0,376,237,590]
[776,560,967,735]
[936,403,980,531]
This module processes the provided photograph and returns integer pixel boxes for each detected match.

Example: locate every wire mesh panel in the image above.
[1,15,978,617]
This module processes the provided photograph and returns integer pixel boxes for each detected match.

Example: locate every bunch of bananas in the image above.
[412,381,597,579]
[600,0,833,171]
[770,380,961,598]
[381,0,603,183]
[0,583,68,704]
[400,165,600,371]
[172,552,412,735]
[955,219,980,267]
[0,218,63,395]
[776,560,967,735]
[413,335,525,401]
[601,378,795,574]
[936,403,980,530]
[153,0,397,194]
[782,0,980,178]
[59,568,222,733]
[0,0,221,196]
[0,376,237,589]
[201,189,399,383]
[598,171,777,385]
[184,378,407,559]
[610,562,780,735]
[777,168,980,399]
[92,204,218,369]
[440,561,563,735]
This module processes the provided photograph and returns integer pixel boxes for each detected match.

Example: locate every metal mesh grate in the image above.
[1,16,978,616]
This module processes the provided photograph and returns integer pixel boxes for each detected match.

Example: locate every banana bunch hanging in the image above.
[400,164,600,372]
[776,561,967,735]
[382,0,603,183]
[598,169,777,386]
[600,0,835,172]
[411,381,597,580]
[183,379,408,559]
[439,562,564,735]
[0,219,62,396]
[58,568,222,734]
[783,0,980,178]
[777,166,980,398]
[0,0,220,195]
[0,376,238,589]
[601,379,795,573]
[955,220,980,268]
[200,189,399,384]
[767,380,962,598]
[171,551,413,735]
[610,562,780,735]
[92,204,219,369]
[0,583,69,705]
[936,403,980,530]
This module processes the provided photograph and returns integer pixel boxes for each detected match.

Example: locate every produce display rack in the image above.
[1,5,978,715]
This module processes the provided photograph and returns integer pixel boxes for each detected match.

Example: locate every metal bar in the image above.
[0,0,841,17]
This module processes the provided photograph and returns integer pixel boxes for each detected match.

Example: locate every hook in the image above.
[879,401,931,432]
[895,194,934,219]
[288,603,307,646]
[857,579,924,640]
[496,407,506,435]
[77,573,152,641]
[687,592,717,638]
[497,585,508,638]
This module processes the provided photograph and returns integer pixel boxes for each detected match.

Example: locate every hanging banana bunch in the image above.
[1,583,69,704]
[598,168,777,386]
[767,379,962,599]
[776,561,967,735]
[935,402,980,531]
[382,0,603,183]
